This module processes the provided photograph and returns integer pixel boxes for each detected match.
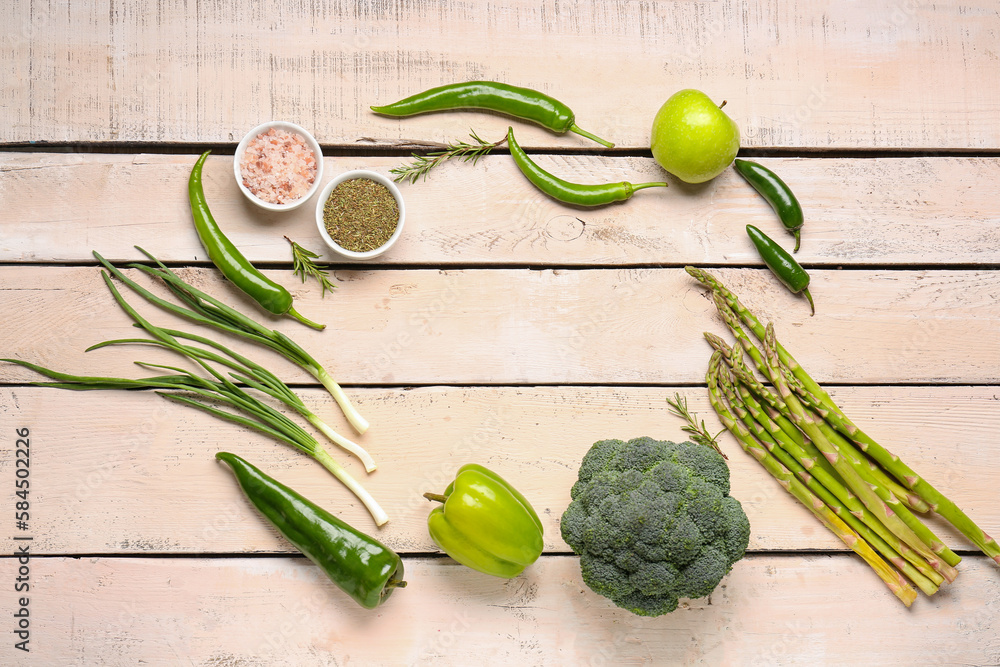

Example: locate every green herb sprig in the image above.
[667,393,727,459]
[285,236,337,297]
[391,130,507,184]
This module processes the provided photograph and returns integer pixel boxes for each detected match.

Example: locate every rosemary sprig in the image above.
[667,393,728,459]
[285,236,337,297]
[391,130,507,184]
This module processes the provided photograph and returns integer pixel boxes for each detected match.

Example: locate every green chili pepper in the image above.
[734,159,804,252]
[216,452,406,609]
[189,152,324,330]
[371,80,615,148]
[746,224,815,315]
[507,127,667,207]
[423,463,544,578]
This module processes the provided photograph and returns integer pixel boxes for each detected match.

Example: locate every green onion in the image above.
[93,248,369,435]
[6,354,387,527]
[2,264,387,526]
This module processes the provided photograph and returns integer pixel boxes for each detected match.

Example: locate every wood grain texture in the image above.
[4,0,1000,663]
[2,385,997,556]
[3,153,1000,266]
[2,265,999,385]
[4,1,1000,148]
[2,554,997,665]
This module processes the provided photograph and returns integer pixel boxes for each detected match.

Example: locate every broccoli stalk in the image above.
[560,436,750,617]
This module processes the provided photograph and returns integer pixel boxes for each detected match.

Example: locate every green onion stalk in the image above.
[92,271,376,472]
[6,355,388,527]
[94,249,370,436]
[2,269,387,526]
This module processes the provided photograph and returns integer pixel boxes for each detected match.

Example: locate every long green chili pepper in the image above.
[216,452,406,609]
[189,151,324,330]
[746,224,815,315]
[734,159,804,252]
[507,128,667,207]
[371,80,615,148]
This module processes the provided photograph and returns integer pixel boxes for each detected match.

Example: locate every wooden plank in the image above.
[2,554,996,665]
[4,1,1000,148]
[4,153,1000,266]
[2,385,997,556]
[2,265,999,385]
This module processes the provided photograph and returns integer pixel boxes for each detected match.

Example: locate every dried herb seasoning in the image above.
[322,178,400,253]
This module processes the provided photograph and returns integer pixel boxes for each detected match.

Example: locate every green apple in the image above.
[650,89,740,184]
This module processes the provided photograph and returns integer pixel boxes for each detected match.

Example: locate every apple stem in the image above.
[719,100,728,109]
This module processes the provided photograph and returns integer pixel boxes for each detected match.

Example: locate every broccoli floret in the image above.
[561,437,750,617]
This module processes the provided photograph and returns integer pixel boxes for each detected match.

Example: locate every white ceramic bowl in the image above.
[315,170,405,261]
[234,121,324,211]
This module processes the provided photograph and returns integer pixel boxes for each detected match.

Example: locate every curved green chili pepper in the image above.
[189,151,324,330]
[371,81,615,148]
[746,224,815,315]
[734,159,804,252]
[507,128,667,207]
[216,452,406,609]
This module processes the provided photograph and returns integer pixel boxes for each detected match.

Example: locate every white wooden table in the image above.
[3,2,1000,664]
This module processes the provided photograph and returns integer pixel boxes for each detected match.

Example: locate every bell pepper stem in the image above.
[423,492,449,504]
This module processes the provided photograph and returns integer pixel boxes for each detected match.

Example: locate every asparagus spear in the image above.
[759,324,958,582]
[718,282,959,564]
[712,309,960,577]
[717,363,945,592]
[712,309,935,516]
[706,353,919,607]
[688,265,1000,566]
[778,366,933,514]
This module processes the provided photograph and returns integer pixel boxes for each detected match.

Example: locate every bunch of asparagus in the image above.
[687,266,1000,606]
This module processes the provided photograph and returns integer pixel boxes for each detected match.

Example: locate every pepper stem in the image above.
[802,287,815,316]
[423,492,449,504]
[569,124,615,149]
[631,182,669,191]
[793,229,802,253]
[286,306,326,330]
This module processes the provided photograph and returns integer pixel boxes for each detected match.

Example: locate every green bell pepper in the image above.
[423,464,544,578]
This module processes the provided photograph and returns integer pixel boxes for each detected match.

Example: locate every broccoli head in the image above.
[561,436,750,617]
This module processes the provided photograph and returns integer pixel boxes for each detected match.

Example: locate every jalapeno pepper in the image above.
[423,464,544,578]
[746,224,815,315]
[371,80,615,148]
[189,152,324,329]
[734,159,804,252]
[507,127,667,207]
[216,452,406,609]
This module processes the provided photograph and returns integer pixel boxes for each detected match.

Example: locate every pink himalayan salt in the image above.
[240,127,317,205]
